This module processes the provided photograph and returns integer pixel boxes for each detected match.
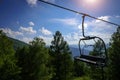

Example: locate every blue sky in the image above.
[0,0,120,45]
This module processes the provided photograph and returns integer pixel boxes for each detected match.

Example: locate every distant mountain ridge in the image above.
[8,37,28,50]
[69,47,90,57]
[8,37,80,57]
[8,37,109,58]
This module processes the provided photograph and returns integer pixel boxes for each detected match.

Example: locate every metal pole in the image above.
[82,15,86,37]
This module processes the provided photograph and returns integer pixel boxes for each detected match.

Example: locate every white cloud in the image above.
[49,16,113,45]
[96,16,110,23]
[80,15,117,43]
[20,26,36,34]
[78,23,88,30]
[62,16,117,45]
[64,31,111,45]
[115,15,120,18]
[53,18,79,26]
[86,16,115,33]
[26,0,37,6]
[39,35,52,45]
[0,28,23,38]
[39,27,52,35]
[43,0,55,3]
[87,31,112,43]
[29,21,35,26]
[20,37,33,43]
[64,32,81,45]
[26,0,55,6]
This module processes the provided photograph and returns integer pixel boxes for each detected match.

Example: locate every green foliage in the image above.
[107,26,120,80]
[0,30,21,80]
[16,46,29,80]
[74,60,85,77]
[73,76,90,80]
[50,31,73,80]
[8,37,28,50]
[88,40,105,80]
[29,37,52,80]
[90,40,105,57]
[16,37,52,80]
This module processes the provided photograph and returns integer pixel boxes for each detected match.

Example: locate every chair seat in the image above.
[74,56,105,66]
[80,55,105,62]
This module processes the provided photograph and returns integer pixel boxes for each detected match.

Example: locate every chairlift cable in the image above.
[38,0,120,27]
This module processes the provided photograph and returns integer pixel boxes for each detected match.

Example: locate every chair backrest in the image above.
[76,36,107,66]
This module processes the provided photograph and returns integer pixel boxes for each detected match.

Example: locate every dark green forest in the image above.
[0,26,120,80]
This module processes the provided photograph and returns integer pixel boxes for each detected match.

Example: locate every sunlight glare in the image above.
[80,0,105,11]
[75,0,106,12]
[85,0,97,4]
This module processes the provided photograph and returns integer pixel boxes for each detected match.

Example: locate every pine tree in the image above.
[16,37,52,80]
[29,37,52,80]
[0,30,21,80]
[50,31,73,80]
[88,40,105,80]
[108,26,120,80]
[16,46,30,80]
[74,60,85,77]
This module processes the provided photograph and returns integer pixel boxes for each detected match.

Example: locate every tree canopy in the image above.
[108,26,120,80]
[50,31,73,80]
[0,30,20,80]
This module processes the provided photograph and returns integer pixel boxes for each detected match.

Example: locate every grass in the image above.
[73,76,90,80]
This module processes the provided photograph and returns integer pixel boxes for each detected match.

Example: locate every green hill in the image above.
[8,37,29,50]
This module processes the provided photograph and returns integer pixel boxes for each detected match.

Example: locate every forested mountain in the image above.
[8,37,28,50]
[8,37,94,57]
[1,26,119,80]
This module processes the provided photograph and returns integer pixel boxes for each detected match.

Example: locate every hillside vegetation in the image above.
[0,26,120,80]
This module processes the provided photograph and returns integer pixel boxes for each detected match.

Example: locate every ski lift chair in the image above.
[74,15,107,67]
[73,14,109,80]
[74,36,107,67]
